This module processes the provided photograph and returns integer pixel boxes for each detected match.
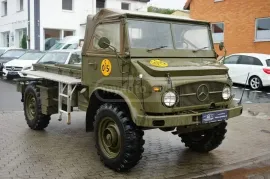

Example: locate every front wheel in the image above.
[179,122,227,153]
[23,84,51,130]
[94,103,145,172]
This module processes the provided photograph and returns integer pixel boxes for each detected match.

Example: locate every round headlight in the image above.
[222,86,231,100]
[163,91,177,107]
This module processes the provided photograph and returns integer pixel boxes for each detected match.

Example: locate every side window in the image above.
[69,52,81,64]
[224,55,239,64]
[92,23,120,52]
[252,57,263,66]
[238,56,262,65]
[266,59,270,67]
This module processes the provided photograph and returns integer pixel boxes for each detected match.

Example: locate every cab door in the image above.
[82,21,123,89]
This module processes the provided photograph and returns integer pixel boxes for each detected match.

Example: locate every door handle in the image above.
[88,62,97,70]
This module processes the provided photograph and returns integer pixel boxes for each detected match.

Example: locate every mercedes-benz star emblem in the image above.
[196,84,209,102]
[11,67,15,71]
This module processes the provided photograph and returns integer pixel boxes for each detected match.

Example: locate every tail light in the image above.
[263,68,270,74]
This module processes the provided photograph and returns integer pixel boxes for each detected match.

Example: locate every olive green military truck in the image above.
[17,9,243,172]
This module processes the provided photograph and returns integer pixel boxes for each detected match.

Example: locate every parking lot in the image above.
[0,79,270,179]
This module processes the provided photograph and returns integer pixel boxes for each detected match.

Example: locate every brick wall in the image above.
[189,0,270,56]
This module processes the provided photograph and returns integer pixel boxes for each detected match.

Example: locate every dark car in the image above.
[0,49,27,76]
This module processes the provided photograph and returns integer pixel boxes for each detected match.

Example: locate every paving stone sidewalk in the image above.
[0,104,270,179]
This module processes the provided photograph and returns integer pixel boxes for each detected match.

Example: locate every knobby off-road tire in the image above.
[94,103,145,172]
[179,121,227,153]
[23,84,51,130]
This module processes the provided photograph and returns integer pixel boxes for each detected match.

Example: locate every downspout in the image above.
[27,0,30,49]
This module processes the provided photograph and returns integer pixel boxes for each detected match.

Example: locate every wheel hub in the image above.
[99,117,121,158]
[26,94,36,121]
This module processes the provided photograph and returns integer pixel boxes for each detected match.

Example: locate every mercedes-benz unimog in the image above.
[16,9,243,172]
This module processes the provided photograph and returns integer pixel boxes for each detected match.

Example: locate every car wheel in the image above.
[249,76,262,90]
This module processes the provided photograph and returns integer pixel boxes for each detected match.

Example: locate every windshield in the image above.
[127,20,212,51]
[0,49,6,55]
[49,43,65,50]
[37,52,69,64]
[1,50,25,58]
[18,52,45,60]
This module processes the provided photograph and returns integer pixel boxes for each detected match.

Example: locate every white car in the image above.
[0,47,22,56]
[36,49,82,65]
[2,50,45,80]
[222,53,270,90]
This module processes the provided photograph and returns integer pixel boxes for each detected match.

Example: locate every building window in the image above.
[17,0,24,11]
[96,0,105,13]
[1,32,10,47]
[211,22,224,43]
[64,30,74,37]
[255,18,270,41]
[2,1,7,16]
[62,0,73,11]
[121,3,130,10]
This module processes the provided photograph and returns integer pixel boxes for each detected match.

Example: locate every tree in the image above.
[148,6,177,15]
[21,34,27,49]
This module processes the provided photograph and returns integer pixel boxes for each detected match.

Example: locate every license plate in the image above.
[202,110,228,123]
[8,71,18,75]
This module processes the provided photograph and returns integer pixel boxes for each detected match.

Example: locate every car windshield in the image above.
[1,50,25,58]
[0,49,6,55]
[127,20,212,51]
[49,43,65,50]
[37,52,69,64]
[266,59,270,67]
[18,52,45,60]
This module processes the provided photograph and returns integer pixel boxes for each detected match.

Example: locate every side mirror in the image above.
[219,42,224,51]
[98,37,110,49]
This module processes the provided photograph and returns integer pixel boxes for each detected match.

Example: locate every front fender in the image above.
[90,87,144,124]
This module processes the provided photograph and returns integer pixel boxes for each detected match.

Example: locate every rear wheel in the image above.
[249,76,262,90]
[179,122,227,153]
[94,103,144,172]
[24,84,51,130]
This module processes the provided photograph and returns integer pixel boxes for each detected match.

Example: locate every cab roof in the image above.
[82,8,209,55]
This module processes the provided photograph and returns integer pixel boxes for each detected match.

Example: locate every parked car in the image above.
[44,38,59,51]
[0,47,22,56]
[221,53,270,90]
[0,49,27,76]
[48,36,82,51]
[36,49,82,65]
[2,50,45,80]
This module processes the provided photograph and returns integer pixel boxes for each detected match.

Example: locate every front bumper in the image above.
[135,105,243,127]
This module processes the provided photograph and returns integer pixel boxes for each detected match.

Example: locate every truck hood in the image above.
[136,58,228,77]
[4,59,38,68]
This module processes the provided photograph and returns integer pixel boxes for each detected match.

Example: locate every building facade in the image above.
[184,0,270,56]
[0,0,149,50]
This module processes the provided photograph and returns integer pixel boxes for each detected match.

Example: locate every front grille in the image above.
[175,82,225,107]
[5,66,23,71]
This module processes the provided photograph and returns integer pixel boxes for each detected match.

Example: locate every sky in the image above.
[147,0,187,10]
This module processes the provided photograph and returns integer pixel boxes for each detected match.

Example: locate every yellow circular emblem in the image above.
[150,59,168,67]
[101,59,112,76]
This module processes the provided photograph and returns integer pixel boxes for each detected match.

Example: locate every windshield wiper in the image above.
[192,46,209,53]
[41,61,58,64]
[147,45,168,52]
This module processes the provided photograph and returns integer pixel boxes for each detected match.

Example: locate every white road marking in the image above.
[233,98,240,101]
[245,101,252,104]
[244,89,250,91]
[252,90,262,93]
[267,93,270,95]
[232,86,238,89]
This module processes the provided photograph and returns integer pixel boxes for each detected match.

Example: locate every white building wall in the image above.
[105,0,148,11]
[0,0,28,47]
[39,0,94,50]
